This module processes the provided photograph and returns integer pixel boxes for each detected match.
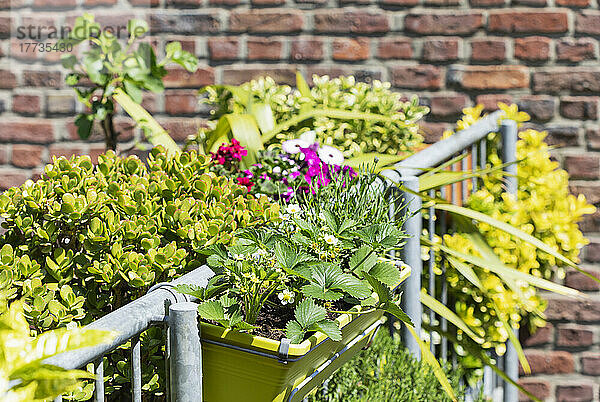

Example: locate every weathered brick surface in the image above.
[2,3,600,401]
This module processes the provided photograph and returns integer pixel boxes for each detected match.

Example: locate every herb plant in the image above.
[177,169,412,344]
[61,14,197,152]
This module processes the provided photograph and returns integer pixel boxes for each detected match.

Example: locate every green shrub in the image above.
[200,75,428,158]
[307,330,467,402]
[0,147,279,398]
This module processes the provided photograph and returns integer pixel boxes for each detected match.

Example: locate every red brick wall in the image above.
[1,0,600,400]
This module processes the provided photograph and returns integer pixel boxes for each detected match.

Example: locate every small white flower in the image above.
[272,166,281,174]
[324,234,338,245]
[280,213,290,221]
[23,180,34,188]
[282,139,310,154]
[299,130,316,143]
[286,204,301,214]
[278,289,295,305]
[317,145,344,166]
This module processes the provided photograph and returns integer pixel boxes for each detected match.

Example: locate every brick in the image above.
[565,154,600,179]
[22,71,61,88]
[405,13,483,35]
[0,121,54,143]
[332,38,370,61]
[426,93,469,117]
[476,94,513,111]
[166,39,195,55]
[0,146,7,165]
[247,38,283,61]
[560,97,598,120]
[545,125,580,146]
[556,384,594,402]
[380,0,419,5]
[11,144,43,168]
[584,240,600,263]
[164,90,198,115]
[222,66,296,86]
[163,67,214,88]
[48,144,86,159]
[587,128,600,151]
[291,39,323,61]
[420,122,449,143]
[0,16,10,38]
[470,0,504,5]
[518,379,551,402]
[230,10,303,33]
[576,11,600,35]
[570,182,600,204]
[513,0,546,5]
[565,267,600,291]
[391,65,443,90]
[314,10,389,34]
[149,13,220,34]
[141,93,158,115]
[556,39,596,62]
[377,38,412,60]
[557,324,594,347]
[0,70,15,89]
[425,0,460,5]
[422,38,459,62]
[252,0,284,5]
[32,0,76,8]
[557,0,589,5]
[12,95,40,115]
[470,39,506,62]
[130,0,159,5]
[580,210,600,233]
[450,65,529,90]
[545,295,600,321]
[0,169,27,190]
[159,118,207,142]
[88,145,107,165]
[166,0,201,6]
[581,353,600,375]
[533,69,600,94]
[209,0,240,4]
[488,11,569,33]
[46,94,75,115]
[514,37,551,61]
[84,0,117,5]
[523,323,554,346]
[518,95,555,122]
[207,38,239,61]
[520,350,574,375]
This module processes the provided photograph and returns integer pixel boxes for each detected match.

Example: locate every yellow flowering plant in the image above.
[428,104,596,379]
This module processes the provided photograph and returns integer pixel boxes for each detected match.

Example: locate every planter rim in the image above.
[200,304,378,358]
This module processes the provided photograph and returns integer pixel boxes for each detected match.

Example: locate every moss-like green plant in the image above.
[0,147,279,398]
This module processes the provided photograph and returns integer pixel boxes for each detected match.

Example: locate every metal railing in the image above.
[47,266,213,402]
[45,111,518,402]
[385,111,519,402]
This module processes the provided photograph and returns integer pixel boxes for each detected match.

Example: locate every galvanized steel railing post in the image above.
[168,302,202,402]
[501,119,519,402]
[399,176,423,359]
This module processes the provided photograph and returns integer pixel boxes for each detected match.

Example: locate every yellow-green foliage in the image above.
[201,75,428,158]
[0,299,112,402]
[0,147,279,398]
[440,104,595,354]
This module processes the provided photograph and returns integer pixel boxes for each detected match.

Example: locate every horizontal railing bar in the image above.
[391,110,504,179]
[45,266,214,370]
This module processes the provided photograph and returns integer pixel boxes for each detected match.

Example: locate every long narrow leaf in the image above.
[422,238,583,298]
[345,153,408,169]
[420,290,484,344]
[250,103,275,134]
[405,325,457,402]
[434,203,600,284]
[296,71,312,98]
[225,114,264,165]
[112,88,180,156]
[492,304,531,374]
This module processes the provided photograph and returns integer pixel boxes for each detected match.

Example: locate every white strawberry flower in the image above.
[278,289,295,305]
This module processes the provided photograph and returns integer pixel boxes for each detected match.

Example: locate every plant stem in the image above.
[102,112,118,151]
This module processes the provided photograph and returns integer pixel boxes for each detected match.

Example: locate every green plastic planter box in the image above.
[200,307,385,402]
